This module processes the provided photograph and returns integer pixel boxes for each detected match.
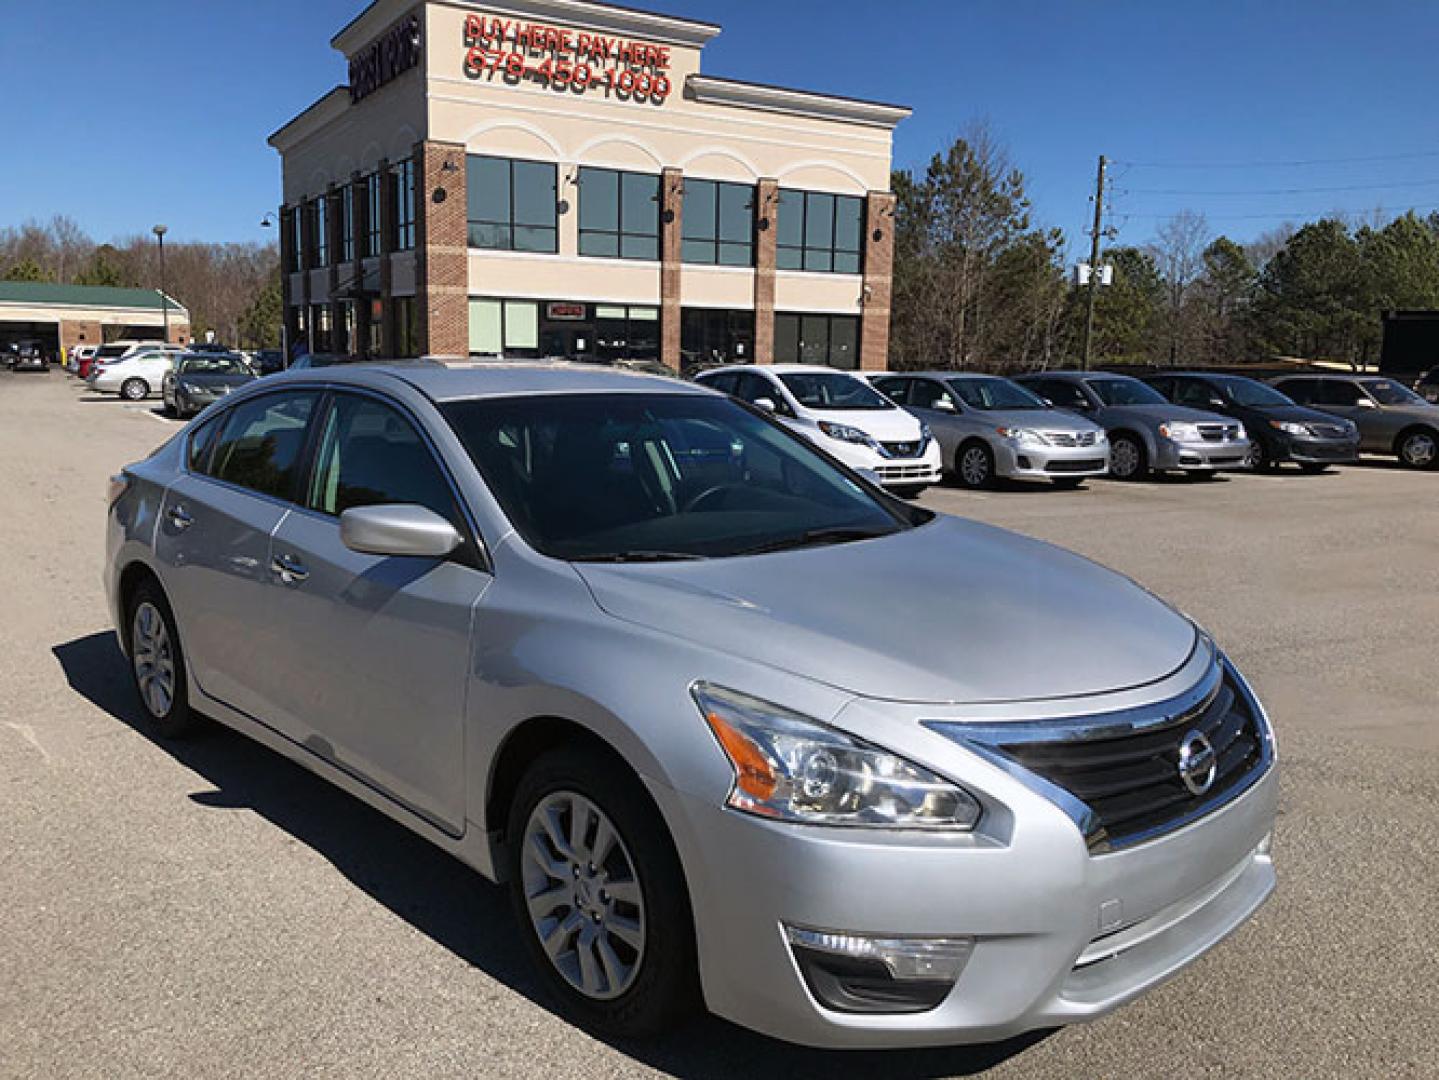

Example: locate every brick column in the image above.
[326,183,344,353]
[753,178,779,363]
[659,167,684,371]
[859,190,896,371]
[415,141,469,357]
[378,159,396,356]
[348,172,369,355]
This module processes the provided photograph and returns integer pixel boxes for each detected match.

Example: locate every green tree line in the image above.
[889,132,1439,372]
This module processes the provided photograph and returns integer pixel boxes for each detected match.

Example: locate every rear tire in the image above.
[955,442,996,490]
[125,579,196,739]
[1108,434,1148,481]
[121,378,149,401]
[506,746,700,1039]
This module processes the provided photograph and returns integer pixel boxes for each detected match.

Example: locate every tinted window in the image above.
[870,377,910,404]
[1360,378,1425,405]
[1215,376,1293,407]
[188,415,224,474]
[947,377,1047,411]
[778,371,892,410]
[306,395,459,524]
[1315,380,1365,407]
[209,392,320,501]
[1275,379,1315,404]
[578,167,659,261]
[441,393,912,561]
[1086,377,1167,406]
[1172,379,1219,409]
[468,156,558,253]
[697,372,737,395]
[733,372,783,408]
[1027,378,1090,409]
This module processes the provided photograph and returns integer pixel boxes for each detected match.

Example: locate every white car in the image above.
[694,364,943,496]
[88,349,179,400]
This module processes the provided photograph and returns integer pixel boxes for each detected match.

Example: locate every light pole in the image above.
[152,224,169,344]
[260,211,290,367]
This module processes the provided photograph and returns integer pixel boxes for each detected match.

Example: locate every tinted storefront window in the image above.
[579,167,660,260]
[681,308,755,371]
[682,180,754,266]
[774,313,859,369]
[777,190,863,274]
[468,156,559,253]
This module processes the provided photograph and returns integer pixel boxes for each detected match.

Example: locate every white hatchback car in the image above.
[89,348,180,400]
[694,364,943,496]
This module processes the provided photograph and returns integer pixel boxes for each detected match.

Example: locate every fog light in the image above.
[784,925,973,1014]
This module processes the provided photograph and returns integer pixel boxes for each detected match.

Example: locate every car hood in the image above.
[1102,403,1230,424]
[574,516,1197,705]
[979,408,1103,433]
[802,407,923,441]
[1244,402,1349,426]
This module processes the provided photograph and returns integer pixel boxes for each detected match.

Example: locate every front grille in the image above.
[874,464,936,480]
[994,671,1266,849]
[1298,442,1353,460]
[1198,424,1241,442]
[880,440,923,459]
[1046,458,1106,473]
[1044,431,1099,448]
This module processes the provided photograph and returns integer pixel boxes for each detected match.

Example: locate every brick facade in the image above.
[860,190,896,371]
[752,178,779,363]
[415,141,470,358]
[659,167,684,371]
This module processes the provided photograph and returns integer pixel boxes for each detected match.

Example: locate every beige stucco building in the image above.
[268,0,909,371]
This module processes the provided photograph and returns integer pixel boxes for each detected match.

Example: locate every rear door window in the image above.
[1315,380,1364,407]
[907,379,950,410]
[870,377,911,404]
[209,391,322,502]
[1173,379,1217,408]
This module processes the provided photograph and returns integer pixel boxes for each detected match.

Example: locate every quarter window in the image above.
[777,190,863,274]
[187,415,224,474]
[467,156,558,253]
[579,167,660,260]
[682,179,754,266]
[306,394,460,525]
[209,392,321,502]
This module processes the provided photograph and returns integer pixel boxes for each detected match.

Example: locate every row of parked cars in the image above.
[71,340,284,418]
[689,362,1439,496]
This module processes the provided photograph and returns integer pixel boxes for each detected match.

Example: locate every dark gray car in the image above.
[1016,372,1250,481]
[162,353,257,419]
[1270,374,1439,469]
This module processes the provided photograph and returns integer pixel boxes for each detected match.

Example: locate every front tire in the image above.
[125,579,196,739]
[1109,434,1148,481]
[955,442,996,490]
[1397,428,1438,470]
[121,378,149,401]
[1246,439,1275,472]
[506,746,699,1039]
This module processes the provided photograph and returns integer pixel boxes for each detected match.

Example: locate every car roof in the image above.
[698,364,864,377]
[897,371,1011,380]
[1271,373,1357,381]
[1018,370,1128,381]
[263,360,710,403]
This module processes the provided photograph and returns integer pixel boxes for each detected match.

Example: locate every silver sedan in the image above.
[105,362,1276,1048]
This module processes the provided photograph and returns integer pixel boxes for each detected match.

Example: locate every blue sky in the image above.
[4,0,1439,256]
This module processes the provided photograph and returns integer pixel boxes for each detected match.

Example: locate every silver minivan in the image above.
[870,372,1109,489]
[106,362,1276,1049]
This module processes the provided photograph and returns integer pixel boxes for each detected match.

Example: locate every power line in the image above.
[1127,177,1439,196]
[1116,149,1439,169]
[1121,202,1439,222]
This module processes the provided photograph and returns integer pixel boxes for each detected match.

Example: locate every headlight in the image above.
[817,421,877,448]
[994,426,1047,446]
[1158,421,1202,441]
[692,683,981,830]
[1268,420,1309,436]
[180,381,204,394]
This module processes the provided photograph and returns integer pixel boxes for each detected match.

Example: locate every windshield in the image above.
[442,393,917,561]
[1361,378,1425,406]
[777,372,893,411]
[946,377,1047,411]
[1215,376,1293,408]
[1086,377,1166,406]
[180,356,250,376]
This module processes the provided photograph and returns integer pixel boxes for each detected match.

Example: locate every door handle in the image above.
[167,505,194,531]
[270,554,309,584]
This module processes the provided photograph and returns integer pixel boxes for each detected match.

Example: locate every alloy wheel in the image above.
[122,379,148,401]
[521,791,646,1001]
[131,601,175,719]
[1111,438,1141,479]
[959,446,991,487]
[1401,431,1437,468]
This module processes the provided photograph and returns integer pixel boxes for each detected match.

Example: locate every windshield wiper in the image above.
[734,526,896,557]
[577,551,711,564]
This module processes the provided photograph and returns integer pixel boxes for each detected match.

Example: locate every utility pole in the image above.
[152,224,170,344]
[1080,155,1107,371]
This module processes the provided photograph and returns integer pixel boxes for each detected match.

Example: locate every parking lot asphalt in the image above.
[2,370,1435,1079]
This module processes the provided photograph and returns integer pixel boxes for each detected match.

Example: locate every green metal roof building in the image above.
[0,282,191,355]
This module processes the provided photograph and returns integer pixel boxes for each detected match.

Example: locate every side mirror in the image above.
[1209,398,1226,409]
[340,504,462,558]
[1356,397,1378,409]
[753,396,778,413]
[1042,398,1055,407]
[933,397,957,412]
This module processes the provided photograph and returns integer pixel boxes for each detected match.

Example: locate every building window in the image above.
[393,160,416,251]
[394,297,419,357]
[339,188,355,263]
[467,156,558,253]
[681,309,755,370]
[777,190,863,274]
[287,208,302,273]
[469,298,542,356]
[311,304,333,352]
[774,313,860,369]
[578,167,659,260]
[590,304,658,360]
[364,173,383,257]
[682,180,754,266]
[313,197,330,268]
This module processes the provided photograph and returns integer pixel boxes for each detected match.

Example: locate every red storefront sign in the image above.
[462,14,672,104]
[546,303,587,321]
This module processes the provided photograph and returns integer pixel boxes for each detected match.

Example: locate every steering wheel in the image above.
[681,484,742,513]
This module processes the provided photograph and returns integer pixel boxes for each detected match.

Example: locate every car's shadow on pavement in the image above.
[52,630,1048,1079]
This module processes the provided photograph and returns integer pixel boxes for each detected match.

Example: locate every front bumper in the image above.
[992,440,1109,481]
[1154,436,1251,471]
[655,763,1275,1049]
[822,437,944,489]
[1277,436,1360,464]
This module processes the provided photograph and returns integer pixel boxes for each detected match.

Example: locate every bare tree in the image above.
[1148,210,1211,363]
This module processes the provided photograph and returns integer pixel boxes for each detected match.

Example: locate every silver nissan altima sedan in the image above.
[104,362,1277,1049]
